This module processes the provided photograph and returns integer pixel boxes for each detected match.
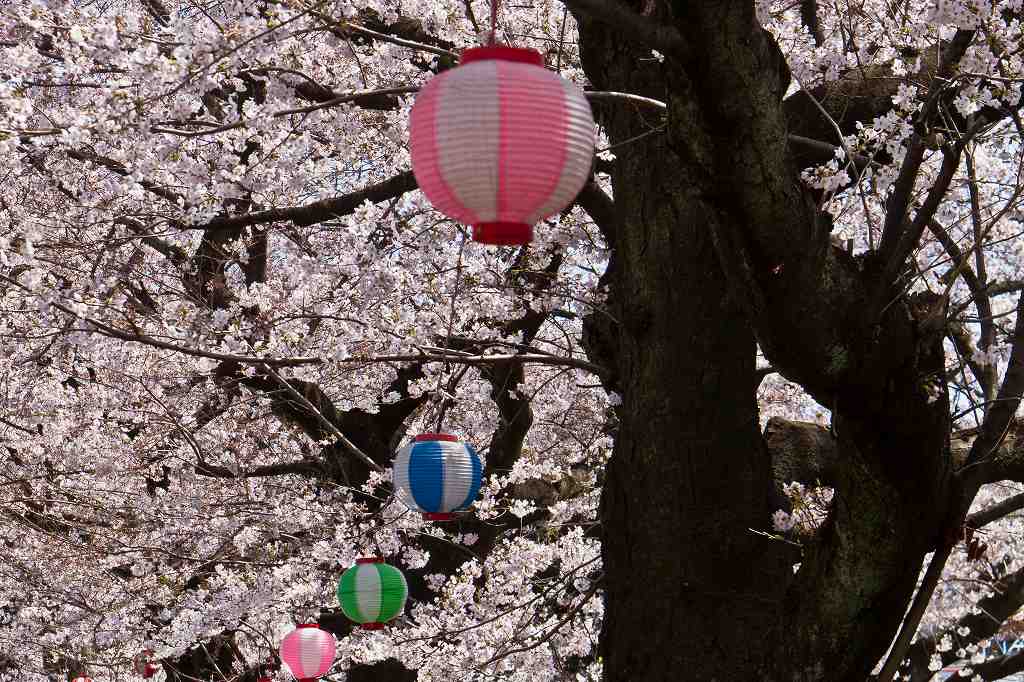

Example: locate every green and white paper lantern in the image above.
[337,558,408,630]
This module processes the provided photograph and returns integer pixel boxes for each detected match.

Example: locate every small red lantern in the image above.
[133,650,158,678]
[71,677,93,682]
[409,46,595,245]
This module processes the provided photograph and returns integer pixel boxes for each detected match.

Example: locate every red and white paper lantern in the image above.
[409,46,595,245]
[71,677,93,682]
[133,650,158,678]
[279,624,336,682]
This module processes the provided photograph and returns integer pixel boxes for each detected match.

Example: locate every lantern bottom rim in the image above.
[423,512,455,521]
[473,222,532,245]
[414,432,459,442]
[361,622,386,630]
[461,46,544,67]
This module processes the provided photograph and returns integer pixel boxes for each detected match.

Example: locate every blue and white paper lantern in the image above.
[393,433,482,520]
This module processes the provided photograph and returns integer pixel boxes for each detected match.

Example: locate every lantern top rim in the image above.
[355,556,386,564]
[461,46,544,67]
[295,623,321,629]
[414,432,459,442]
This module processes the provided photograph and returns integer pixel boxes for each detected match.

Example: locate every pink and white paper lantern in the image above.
[409,46,596,245]
[71,677,93,682]
[279,624,336,682]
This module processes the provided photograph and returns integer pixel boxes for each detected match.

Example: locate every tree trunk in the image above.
[577,19,793,681]
[575,5,955,680]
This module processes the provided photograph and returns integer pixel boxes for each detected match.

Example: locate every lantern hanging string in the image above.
[488,0,499,45]
[433,232,468,432]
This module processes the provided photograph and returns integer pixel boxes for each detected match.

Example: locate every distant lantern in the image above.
[337,557,409,630]
[132,650,157,678]
[393,433,482,520]
[71,677,93,682]
[409,46,596,245]
[279,624,336,682]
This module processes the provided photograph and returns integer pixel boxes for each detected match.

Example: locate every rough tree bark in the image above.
[574,9,793,680]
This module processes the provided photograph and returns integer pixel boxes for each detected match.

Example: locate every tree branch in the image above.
[971,649,1024,681]
[908,563,1024,680]
[763,417,840,487]
[869,30,973,278]
[878,541,955,681]
[800,0,825,46]
[967,491,1024,528]
[881,145,964,291]
[257,362,383,474]
[190,171,418,231]
[574,178,617,245]
[116,217,189,266]
[66,148,189,208]
[963,292,1024,483]
[563,0,690,60]
[193,457,322,479]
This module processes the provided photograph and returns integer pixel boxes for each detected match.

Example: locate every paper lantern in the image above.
[279,624,336,682]
[337,557,409,630]
[409,46,595,245]
[132,650,157,678]
[393,433,482,520]
[72,677,93,682]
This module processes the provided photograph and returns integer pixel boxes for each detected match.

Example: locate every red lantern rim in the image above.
[461,46,544,67]
[423,512,456,521]
[473,222,533,245]
[414,432,459,442]
[295,623,320,629]
[361,622,386,630]
[356,556,385,564]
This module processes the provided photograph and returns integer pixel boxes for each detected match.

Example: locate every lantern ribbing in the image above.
[337,559,409,629]
[393,433,482,519]
[279,624,336,682]
[409,47,595,246]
